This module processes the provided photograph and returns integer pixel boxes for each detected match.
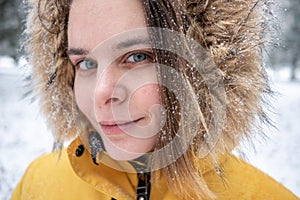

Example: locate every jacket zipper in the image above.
[111,172,151,200]
[136,172,151,200]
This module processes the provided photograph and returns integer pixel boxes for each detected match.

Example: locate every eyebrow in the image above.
[67,38,152,56]
[114,38,152,50]
[67,48,89,56]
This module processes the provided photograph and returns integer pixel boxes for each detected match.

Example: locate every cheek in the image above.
[130,84,161,109]
[74,76,94,116]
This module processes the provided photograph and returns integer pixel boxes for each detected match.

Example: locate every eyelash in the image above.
[122,51,153,64]
[72,50,153,71]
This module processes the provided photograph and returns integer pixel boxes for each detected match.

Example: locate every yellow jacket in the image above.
[11,138,298,200]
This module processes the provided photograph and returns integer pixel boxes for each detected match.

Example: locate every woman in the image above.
[11,0,299,199]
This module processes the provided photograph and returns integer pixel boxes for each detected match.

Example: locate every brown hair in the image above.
[142,0,271,199]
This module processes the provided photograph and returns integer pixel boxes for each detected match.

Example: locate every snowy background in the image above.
[0,56,299,199]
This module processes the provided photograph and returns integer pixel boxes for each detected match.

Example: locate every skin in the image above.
[68,0,163,160]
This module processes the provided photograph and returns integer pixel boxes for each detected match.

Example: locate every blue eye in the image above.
[78,59,98,70]
[127,52,149,63]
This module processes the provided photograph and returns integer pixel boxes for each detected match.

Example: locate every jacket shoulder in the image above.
[11,149,109,200]
[205,154,299,200]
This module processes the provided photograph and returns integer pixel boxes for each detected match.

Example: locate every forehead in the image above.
[68,0,146,51]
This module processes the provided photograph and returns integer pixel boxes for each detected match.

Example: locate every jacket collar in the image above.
[67,137,171,199]
[67,137,228,199]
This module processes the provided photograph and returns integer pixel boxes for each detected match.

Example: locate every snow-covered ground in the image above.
[0,56,299,199]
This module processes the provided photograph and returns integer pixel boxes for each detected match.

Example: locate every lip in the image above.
[99,118,143,135]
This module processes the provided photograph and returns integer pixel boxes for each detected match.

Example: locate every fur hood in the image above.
[24,0,274,199]
[25,0,272,168]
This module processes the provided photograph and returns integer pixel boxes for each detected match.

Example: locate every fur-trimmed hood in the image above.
[25,0,272,155]
[24,0,274,199]
[25,0,272,182]
[26,0,271,144]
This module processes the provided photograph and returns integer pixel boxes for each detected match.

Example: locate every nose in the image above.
[94,67,127,107]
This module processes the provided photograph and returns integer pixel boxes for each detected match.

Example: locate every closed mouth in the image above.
[99,118,144,135]
[99,117,143,126]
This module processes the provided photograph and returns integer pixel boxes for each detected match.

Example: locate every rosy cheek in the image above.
[129,84,161,112]
[140,84,160,99]
[74,77,93,116]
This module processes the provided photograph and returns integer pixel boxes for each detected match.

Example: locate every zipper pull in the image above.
[136,172,151,200]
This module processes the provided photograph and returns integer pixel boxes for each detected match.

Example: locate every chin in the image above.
[107,148,145,161]
[103,140,147,161]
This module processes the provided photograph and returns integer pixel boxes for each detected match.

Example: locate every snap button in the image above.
[75,145,85,157]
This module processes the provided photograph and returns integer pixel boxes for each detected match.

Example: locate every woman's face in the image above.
[68,0,162,160]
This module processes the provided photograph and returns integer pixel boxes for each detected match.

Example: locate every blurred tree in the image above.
[267,0,300,81]
[271,0,300,80]
[285,0,300,81]
[0,0,25,61]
